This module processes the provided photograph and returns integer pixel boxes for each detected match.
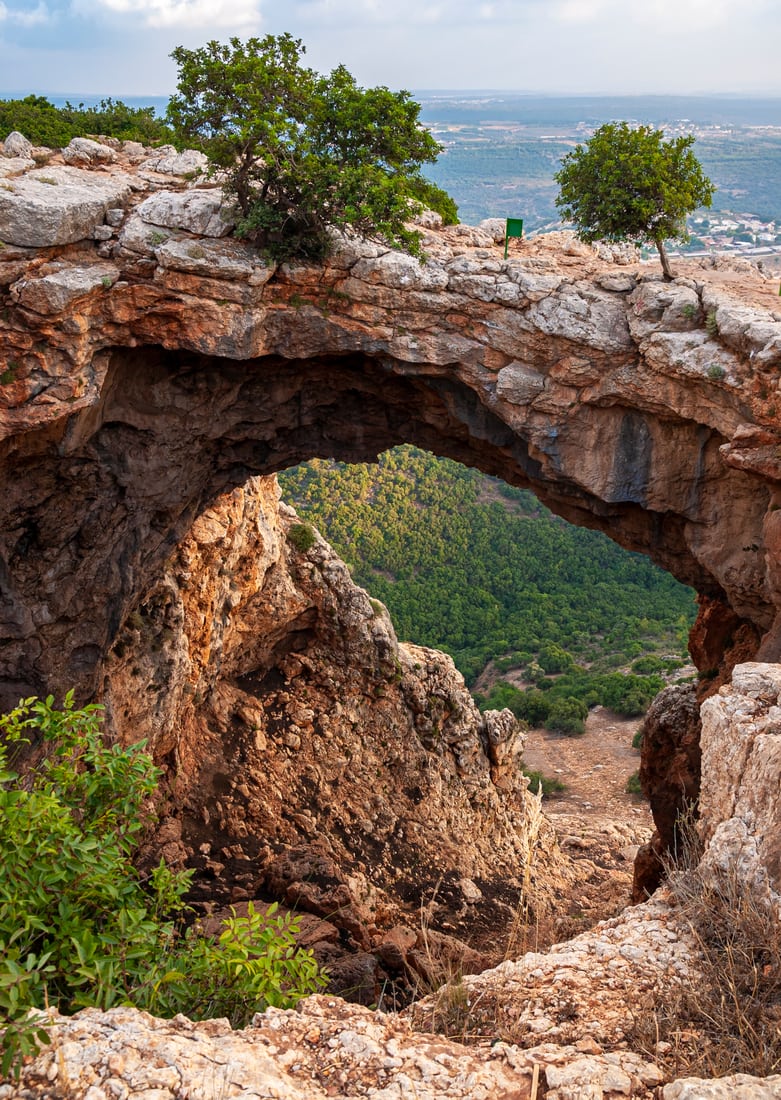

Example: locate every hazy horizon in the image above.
[1,1,781,100]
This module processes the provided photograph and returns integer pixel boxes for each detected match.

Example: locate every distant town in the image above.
[420,97,781,265]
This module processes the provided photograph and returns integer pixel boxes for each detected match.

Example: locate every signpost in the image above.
[504,218,524,258]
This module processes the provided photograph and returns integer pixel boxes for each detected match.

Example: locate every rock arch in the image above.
[3,206,781,707]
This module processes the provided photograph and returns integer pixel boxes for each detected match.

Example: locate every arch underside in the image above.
[0,343,769,709]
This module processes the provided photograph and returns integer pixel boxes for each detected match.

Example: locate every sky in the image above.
[1,0,781,98]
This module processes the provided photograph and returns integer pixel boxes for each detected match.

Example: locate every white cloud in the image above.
[0,1,51,24]
[553,0,608,23]
[87,0,262,30]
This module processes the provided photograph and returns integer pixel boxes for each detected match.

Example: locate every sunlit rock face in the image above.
[102,474,571,992]
[2,149,781,892]
[2,152,781,705]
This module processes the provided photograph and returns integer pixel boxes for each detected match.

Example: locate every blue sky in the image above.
[1,0,781,97]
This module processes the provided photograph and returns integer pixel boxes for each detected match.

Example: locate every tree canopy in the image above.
[554,122,715,279]
[166,35,456,260]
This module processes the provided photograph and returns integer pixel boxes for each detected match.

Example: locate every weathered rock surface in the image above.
[0,998,665,1100]
[632,683,702,900]
[2,152,780,713]
[0,165,133,247]
[698,661,781,906]
[104,475,569,993]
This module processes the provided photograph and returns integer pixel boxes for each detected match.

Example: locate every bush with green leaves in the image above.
[0,694,324,1079]
[166,34,456,261]
[0,95,173,148]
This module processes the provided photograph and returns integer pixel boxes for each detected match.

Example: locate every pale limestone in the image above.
[0,166,132,246]
[135,188,235,237]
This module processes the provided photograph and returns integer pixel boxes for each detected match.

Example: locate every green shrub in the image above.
[522,767,566,797]
[544,695,588,735]
[287,522,317,553]
[0,694,324,1079]
[625,770,643,794]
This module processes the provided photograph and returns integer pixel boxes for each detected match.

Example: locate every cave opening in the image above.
[2,337,773,1005]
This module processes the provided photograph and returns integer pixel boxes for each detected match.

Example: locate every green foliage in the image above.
[626,770,643,795]
[167,35,451,261]
[0,95,173,147]
[280,447,695,687]
[707,363,726,381]
[288,522,317,553]
[0,695,323,1079]
[522,767,565,797]
[555,122,715,278]
[544,695,588,736]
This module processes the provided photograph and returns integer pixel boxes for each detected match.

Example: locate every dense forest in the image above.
[280,448,696,732]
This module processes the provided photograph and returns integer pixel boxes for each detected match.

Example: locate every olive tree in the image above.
[554,122,715,279]
[167,35,456,260]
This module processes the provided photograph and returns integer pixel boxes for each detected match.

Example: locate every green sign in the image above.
[504,217,524,258]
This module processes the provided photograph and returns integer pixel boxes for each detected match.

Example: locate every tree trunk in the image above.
[656,237,674,281]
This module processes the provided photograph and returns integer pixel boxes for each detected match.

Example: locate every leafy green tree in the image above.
[166,35,455,260]
[554,122,715,279]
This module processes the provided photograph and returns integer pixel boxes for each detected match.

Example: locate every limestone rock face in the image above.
[102,475,567,987]
[2,153,781,711]
[698,662,781,905]
[0,165,133,247]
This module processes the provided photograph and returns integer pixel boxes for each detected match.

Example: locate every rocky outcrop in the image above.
[698,662,781,907]
[11,664,781,1098]
[102,473,569,996]
[5,140,781,1096]
[632,683,702,900]
[2,148,781,713]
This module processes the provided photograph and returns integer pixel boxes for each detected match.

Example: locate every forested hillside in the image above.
[280,448,696,729]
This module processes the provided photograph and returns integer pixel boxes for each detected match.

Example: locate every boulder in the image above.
[62,137,117,165]
[135,188,234,237]
[12,263,119,315]
[0,166,132,247]
[139,147,208,177]
[2,130,32,158]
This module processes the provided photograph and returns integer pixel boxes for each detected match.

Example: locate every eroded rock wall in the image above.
[2,148,781,708]
[102,474,569,996]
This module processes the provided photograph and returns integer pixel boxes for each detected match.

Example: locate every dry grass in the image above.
[409,785,548,1042]
[628,821,781,1079]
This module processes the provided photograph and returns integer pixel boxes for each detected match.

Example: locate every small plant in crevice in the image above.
[705,309,719,337]
[287,522,317,553]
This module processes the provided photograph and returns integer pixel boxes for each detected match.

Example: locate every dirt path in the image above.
[523,707,654,939]
[524,706,649,825]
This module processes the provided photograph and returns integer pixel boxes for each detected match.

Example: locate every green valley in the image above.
[279,447,696,729]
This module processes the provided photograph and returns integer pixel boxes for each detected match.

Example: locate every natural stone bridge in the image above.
[7,142,781,1100]
[3,154,781,710]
